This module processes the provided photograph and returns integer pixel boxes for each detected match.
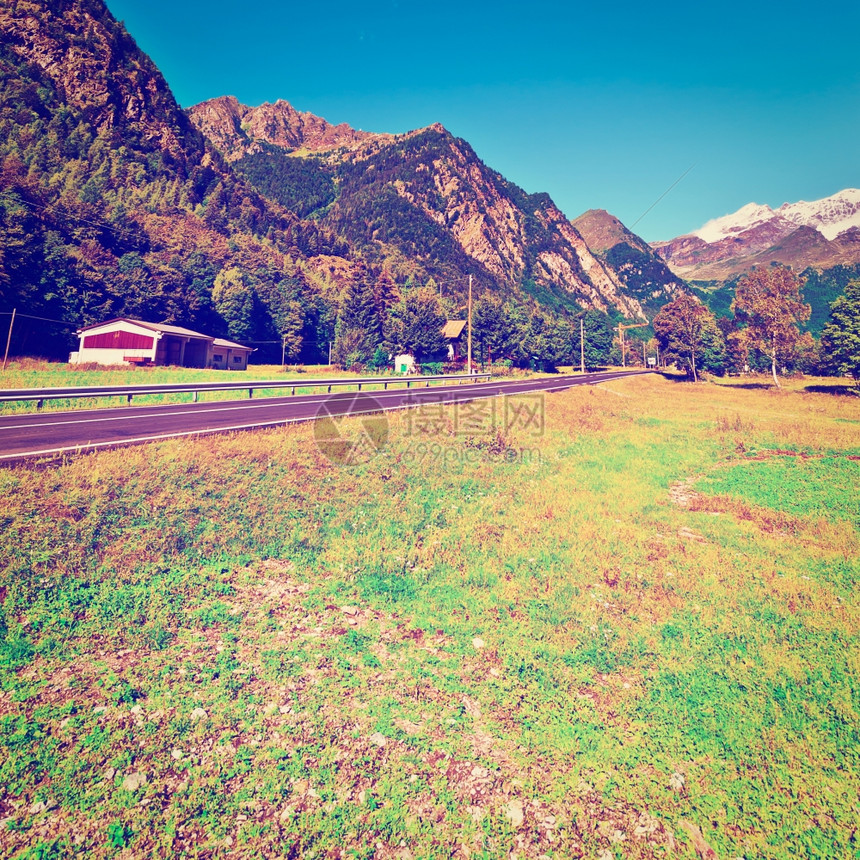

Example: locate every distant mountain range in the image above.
[0,0,684,363]
[652,190,860,281]
[187,96,682,319]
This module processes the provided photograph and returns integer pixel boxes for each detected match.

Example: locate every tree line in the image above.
[652,264,860,387]
[328,275,626,373]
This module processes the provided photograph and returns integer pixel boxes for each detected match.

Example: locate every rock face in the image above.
[0,0,204,169]
[187,96,378,161]
[189,100,648,318]
[653,190,860,281]
[571,209,685,314]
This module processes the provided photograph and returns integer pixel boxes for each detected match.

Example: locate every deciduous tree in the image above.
[580,310,615,370]
[653,293,724,381]
[473,294,508,364]
[732,265,811,388]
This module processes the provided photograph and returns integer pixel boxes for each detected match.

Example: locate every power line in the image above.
[0,311,78,327]
[630,163,697,230]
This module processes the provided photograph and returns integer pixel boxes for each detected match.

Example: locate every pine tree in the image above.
[821,280,860,384]
[333,276,381,367]
[384,287,447,363]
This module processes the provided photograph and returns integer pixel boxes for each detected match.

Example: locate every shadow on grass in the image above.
[717,382,774,390]
[658,372,691,383]
[804,384,859,397]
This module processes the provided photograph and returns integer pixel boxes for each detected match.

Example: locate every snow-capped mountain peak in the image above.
[694,202,777,243]
[776,189,860,240]
[693,189,860,243]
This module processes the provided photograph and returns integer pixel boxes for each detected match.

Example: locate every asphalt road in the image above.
[0,370,650,464]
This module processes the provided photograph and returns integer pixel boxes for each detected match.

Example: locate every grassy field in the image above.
[0,374,857,858]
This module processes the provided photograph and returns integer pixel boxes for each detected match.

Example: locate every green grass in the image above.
[0,374,857,858]
[696,456,860,523]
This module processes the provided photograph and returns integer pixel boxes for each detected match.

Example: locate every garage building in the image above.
[69,319,252,369]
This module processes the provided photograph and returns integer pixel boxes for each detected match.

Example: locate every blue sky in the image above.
[105,0,859,241]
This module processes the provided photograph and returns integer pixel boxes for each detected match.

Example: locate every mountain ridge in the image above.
[188,96,688,319]
[653,189,860,280]
[187,95,383,161]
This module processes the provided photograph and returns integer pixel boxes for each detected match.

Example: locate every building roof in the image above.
[78,318,248,347]
[212,337,253,351]
[141,321,213,340]
[442,320,466,339]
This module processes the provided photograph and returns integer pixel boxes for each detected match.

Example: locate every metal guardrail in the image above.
[0,373,492,408]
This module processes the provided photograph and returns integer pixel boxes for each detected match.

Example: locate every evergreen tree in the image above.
[821,280,860,383]
[333,275,381,367]
[384,287,447,363]
[212,266,257,343]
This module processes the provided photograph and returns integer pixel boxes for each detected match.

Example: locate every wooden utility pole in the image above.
[467,274,473,373]
[2,308,16,371]
[580,317,585,374]
[617,321,648,367]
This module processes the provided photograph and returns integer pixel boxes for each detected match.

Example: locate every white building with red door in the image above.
[69,319,252,369]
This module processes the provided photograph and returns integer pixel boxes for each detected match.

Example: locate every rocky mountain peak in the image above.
[571,210,685,312]
[0,0,201,166]
[691,189,860,245]
[571,209,650,255]
[187,97,379,160]
[776,188,860,240]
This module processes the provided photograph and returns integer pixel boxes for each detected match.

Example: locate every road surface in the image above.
[0,370,650,464]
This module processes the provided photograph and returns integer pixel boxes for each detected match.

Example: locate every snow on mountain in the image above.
[777,189,860,240]
[695,202,778,243]
[693,189,860,243]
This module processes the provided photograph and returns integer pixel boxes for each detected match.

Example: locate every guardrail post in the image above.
[291,386,295,396]
[406,380,411,389]
[193,391,199,403]
[127,393,133,405]
[249,388,253,399]
[327,385,331,393]
[384,382,388,390]
[358,383,362,392]
[36,398,43,410]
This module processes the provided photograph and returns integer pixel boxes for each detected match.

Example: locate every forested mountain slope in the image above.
[189,98,679,319]
[0,0,683,362]
[0,0,347,358]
